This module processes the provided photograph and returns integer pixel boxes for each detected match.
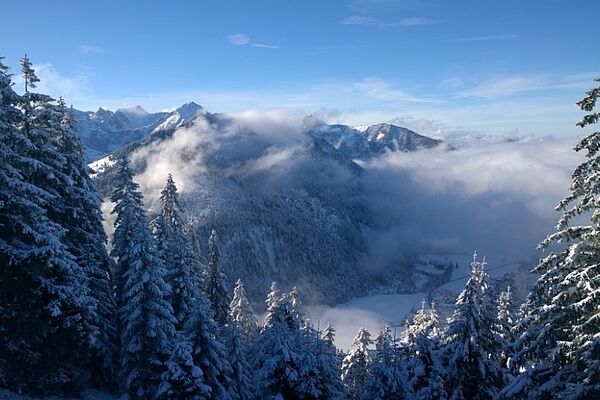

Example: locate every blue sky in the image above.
[2,0,598,136]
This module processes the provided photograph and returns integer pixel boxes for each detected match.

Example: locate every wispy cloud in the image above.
[79,44,104,54]
[228,33,250,46]
[455,74,594,99]
[12,63,92,103]
[445,34,519,43]
[353,76,428,102]
[251,43,281,49]
[340,15,434,27]
[227,33,279,49]
[439,77,464,88]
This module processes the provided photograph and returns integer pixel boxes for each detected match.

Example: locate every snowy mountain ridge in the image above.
[74,102,204,160]
[76,100,440,162]
[306,120,441,160]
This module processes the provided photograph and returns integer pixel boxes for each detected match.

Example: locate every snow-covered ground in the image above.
[308,292,426,351]
[308,253,529,351]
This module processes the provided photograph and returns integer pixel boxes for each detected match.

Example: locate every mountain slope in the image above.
[90,106,445,306]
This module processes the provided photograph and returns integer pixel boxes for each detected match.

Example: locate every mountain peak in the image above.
[176,102,203,114]
[116,105,149,116]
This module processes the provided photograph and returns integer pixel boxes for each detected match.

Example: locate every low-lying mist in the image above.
[359,135,581,268]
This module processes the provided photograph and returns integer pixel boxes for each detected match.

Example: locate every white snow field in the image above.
[308,253,528,350]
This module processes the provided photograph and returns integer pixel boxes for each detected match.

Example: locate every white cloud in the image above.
[360,135,583,263]
[251,43,281,49]
[455,76,546,99]
[340,15,379,25]
[455,74,594,99]
[228,33,250,46]
[228,33,279,49]
[353,76,426,102]
[130,118,212,200]
[12,63,91,103]
[79,44,104,54]
[439,77,464,88]
[396,17,433,27]
[340,15,434,27]
[445,34,519,43]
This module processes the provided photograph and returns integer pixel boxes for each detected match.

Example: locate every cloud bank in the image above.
[359,135,582,267]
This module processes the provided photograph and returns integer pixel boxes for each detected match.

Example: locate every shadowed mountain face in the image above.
[89,107,443,306]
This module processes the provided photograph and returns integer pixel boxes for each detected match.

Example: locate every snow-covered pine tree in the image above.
[224,323,254,400]
[363,325,407,400]
[153,174,199,327]
[0,55,77,394]
[186,218,207,284]
[403,299,441,341]
[110,157,178,398]
[503,77,600,400]
[264,281,282,324]
[158,333,211,400]
[229,279,259,343]
[50,99,117,389]
[495,285,514,372]
[205,229,231,326]
[255,284,295,395]
[404,302,446,399]
[0,57,92,396]
[254,286,344,399]
[296,323,347,400]
[185,290,234,400]
[442,253,506,400]
[323,324,345,363]
[497,286,514,341]
[341,327,373,400]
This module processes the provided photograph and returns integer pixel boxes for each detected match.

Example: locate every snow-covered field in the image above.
[308,253,528,350]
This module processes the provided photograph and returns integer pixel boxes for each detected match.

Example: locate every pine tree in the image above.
[323,324,345,364]
[442,253,506,400]
[185,292,234,400]
[186,218,207,284]
[153,174,199,327]
[363,325,407,400]
[205,230,231,326]
[0,57,91,396]
[52,99,117,389]
[158,334,211,400]
[503,77,600,400]
[341,328,373,400]
[403,300,440,341]
[254,286,344,399]
[404,302,446,399]
[497,286,514,341]
[224,323,254,400]
[264,281,282,324]
[495,285,514,372]
[229,279,259,343]
[297,323,347,400]
[110,158,177,398]
[20,54,39,93]
[323,324,336,347]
